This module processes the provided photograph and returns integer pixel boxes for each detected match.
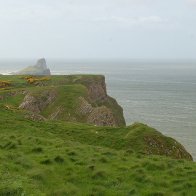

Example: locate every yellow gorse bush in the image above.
[24,76,50,84]
[0,80,11,88]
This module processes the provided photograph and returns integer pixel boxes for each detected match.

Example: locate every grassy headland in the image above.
[0,75,195,195]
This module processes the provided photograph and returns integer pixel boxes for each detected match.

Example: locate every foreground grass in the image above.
[0,108,196,195]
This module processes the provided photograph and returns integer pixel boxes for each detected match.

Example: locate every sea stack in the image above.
[17,58,51,75]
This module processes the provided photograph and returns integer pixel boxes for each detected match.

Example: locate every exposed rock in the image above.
[74,75,108,103]
[73,75,126,126]
[77,97,93,115]
[86,77,108,103]
[19,94,40,113]
[35,58,48,70]
[144,135,193,161]
[17,58,51,75]
[25,113,46,121]
[77,97,117,127]
[87,106,116,127]
[19,90,57,113]
[49,107,64,120]
[123,123,193,161]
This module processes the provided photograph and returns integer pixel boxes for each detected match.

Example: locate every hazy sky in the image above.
[0,0,196,59]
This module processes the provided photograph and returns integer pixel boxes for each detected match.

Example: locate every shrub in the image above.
[0,80,11,88]
[24,76,50,85]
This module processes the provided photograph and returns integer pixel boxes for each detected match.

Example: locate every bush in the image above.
[24,76,50,85]
[0,80,11,88]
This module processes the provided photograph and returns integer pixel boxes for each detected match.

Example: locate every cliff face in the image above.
[77,97,120,127]
[17,58,51,75]
[77,76,108,103]
[18,75,126,127]
[72,75,126,126]
[19,90,57,113]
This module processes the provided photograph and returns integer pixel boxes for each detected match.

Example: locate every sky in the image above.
[0,0,196,60]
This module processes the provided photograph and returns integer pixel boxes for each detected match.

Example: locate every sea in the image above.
[0,59,196,160]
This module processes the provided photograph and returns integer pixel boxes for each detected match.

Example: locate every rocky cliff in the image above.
[18,75,126,127]
[0,75,193,161]
[17,58,51,75]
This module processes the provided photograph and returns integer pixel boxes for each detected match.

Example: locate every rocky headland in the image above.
[0,74,193,161]
[17,58,51,75]
[19,75,125,127]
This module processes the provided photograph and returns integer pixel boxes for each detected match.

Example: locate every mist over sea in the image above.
[0,59,196,159]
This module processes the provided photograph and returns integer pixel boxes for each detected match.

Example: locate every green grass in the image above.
[0,75,195,195]
[41,84,88,120]
[0,106,195,195]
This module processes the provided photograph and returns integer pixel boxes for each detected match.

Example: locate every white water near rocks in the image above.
[0,59,196,159]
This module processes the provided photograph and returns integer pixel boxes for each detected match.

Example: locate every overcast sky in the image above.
[0,0,196,60]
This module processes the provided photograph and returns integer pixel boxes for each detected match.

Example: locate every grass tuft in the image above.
[54,156,64,163]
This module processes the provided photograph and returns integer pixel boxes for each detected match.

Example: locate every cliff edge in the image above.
[18,75,126,127]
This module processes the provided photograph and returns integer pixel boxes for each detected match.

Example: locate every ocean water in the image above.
[0,59,196,159]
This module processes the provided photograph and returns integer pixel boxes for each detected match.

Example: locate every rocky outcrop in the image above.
[77,97,118,127]
[18,75,126,127]
[19,90,57,114]
[74,76,126,126]
[17,58,51,75]
[19,94,40,113]
[125,123,193,161]
[25,113,46,121]
[72,75,108,103]
[144,135,193,161]
[87,106,116,127]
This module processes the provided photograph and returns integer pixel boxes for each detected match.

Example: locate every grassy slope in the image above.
[0,75,196,195]
[0,107,196,195]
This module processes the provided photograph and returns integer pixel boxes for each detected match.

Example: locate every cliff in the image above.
[0,74,193,161]
[18,75,126,127]
[17,58,51,75]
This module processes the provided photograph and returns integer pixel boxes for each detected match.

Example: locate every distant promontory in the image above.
[17,58,51,75]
